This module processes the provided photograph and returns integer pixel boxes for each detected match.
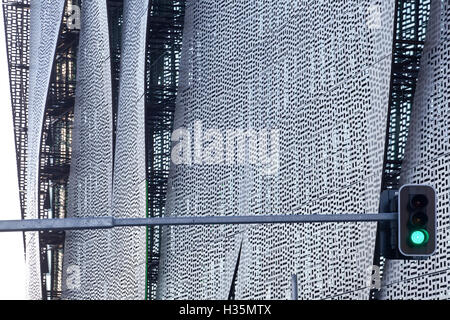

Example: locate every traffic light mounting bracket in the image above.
[377,189,429,260]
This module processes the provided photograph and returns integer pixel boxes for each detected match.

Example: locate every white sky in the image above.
[0,7,27,300]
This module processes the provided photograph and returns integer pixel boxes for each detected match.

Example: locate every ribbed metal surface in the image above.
[157,0,395,299]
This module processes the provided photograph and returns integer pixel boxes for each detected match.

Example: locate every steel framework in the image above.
[3,0,185,299]
[3,0,80,299]
[2,0,77,300]
[38,0,80,299]
[381,0,431,191]
[2,0,30,233]
[144,0,185,300]
[372,0,431,300]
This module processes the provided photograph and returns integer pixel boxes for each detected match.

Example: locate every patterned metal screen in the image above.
[62,0,149,300]
[26,0,66,300]
[379,0,450,299]
[157,0,395,299]
[4,0,448,300]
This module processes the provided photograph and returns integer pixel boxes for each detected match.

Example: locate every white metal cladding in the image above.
[26,0,65,300]
[379,0,450,299]
[157,0,395,299]
[62,0,114,300]
[110,0,148,300]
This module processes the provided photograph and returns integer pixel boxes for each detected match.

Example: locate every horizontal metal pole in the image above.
[0,217,114,232]
[0,213,397,232]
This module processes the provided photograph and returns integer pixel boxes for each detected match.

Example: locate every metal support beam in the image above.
[0,213,397,232]
[0,217,114,232]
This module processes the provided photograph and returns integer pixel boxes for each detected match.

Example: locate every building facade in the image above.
[378,0,450,299]
[2,0,449,300]
[156,0,394,299]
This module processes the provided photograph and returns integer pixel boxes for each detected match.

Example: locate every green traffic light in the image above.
[410,229,429,246]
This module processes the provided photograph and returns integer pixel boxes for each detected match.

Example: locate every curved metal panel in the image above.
[157,0,395,299]
[110,0,148,299]
[379,1,450,299]
[26,0,65,300]
[62,0,114,300]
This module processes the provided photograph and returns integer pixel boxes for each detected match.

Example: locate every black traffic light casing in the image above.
[398,184,437,257]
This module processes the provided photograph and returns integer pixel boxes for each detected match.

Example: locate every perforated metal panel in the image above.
[61,0,149,300]
[26,0,65,300]
[62,0,114,300]
[110,0,148,300]
[157,0,395,299]
[18,0,448,300]
[379,0,450,299]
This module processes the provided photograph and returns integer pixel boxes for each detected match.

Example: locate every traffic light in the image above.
[398,184,437,257]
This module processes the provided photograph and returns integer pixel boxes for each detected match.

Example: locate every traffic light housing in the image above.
[398,184,436,257]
